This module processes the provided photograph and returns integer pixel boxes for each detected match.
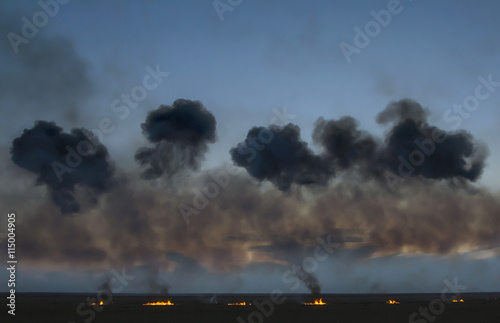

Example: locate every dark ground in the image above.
[1,292,499,323]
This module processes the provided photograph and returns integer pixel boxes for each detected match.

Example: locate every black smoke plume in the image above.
[10,121,115,213]
[313,116,378,170]
[376,99,429,124]
[230,124,332,190]
[135,99,217,180]
[376,99,487,181]
[232,99,487,189]
[98,276,113,295]
[301,272,321,296]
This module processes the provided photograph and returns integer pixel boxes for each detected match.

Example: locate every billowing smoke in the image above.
[135,99,217,180]
[230,124,332,190]
[6,98,498,294]
[10,121,115,213]
[376,99,487,181]
[376,99,429,124]
[313,116,377,170]
[233,99,487,189]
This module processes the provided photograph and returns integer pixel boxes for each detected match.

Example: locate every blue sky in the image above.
[1,0,499,294]
[4,0,499,188]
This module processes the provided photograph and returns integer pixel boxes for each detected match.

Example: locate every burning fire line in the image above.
[386,300,400,305]
[303,298,326,305]
[452,299,464,303]
[91,301,104,306]
[228,302,251,306]
[143,301,174,306]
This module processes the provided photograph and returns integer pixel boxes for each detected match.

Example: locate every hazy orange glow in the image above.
[143,300,174,306]
[91,301,104,306]
[228,302,251,305]
[452,299,464,303]
[386,300,400,305]
[304,298,326,305]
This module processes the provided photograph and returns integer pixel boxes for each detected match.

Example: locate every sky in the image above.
[0,0,499,294]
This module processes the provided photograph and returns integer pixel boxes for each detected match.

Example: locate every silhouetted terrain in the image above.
[1,292,499,323]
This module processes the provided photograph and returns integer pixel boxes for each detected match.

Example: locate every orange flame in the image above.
[228,302,251,305]
[143,300,174,306]
[91,301,104,306]
[452,299,464,303]
[386,300,400,305]
[304,298,326,305]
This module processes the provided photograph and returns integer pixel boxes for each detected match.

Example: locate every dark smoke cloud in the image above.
[377,99,487,181]
[135,99,217,180]
[376,99,429,124]
[13,170,500,265]
[230,124,332,190]
[313,116,378,170]
[10,121,115,213]
[6,97,498,293]
[311,178,500,255]
[233,99,488,188]
[7,165,500,294]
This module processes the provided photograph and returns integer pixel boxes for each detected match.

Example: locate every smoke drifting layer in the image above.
[230,124,332,190]
[233,99,487,189]
[6,98,499,294]
[135,99,217,180]
[10,121,115,213]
